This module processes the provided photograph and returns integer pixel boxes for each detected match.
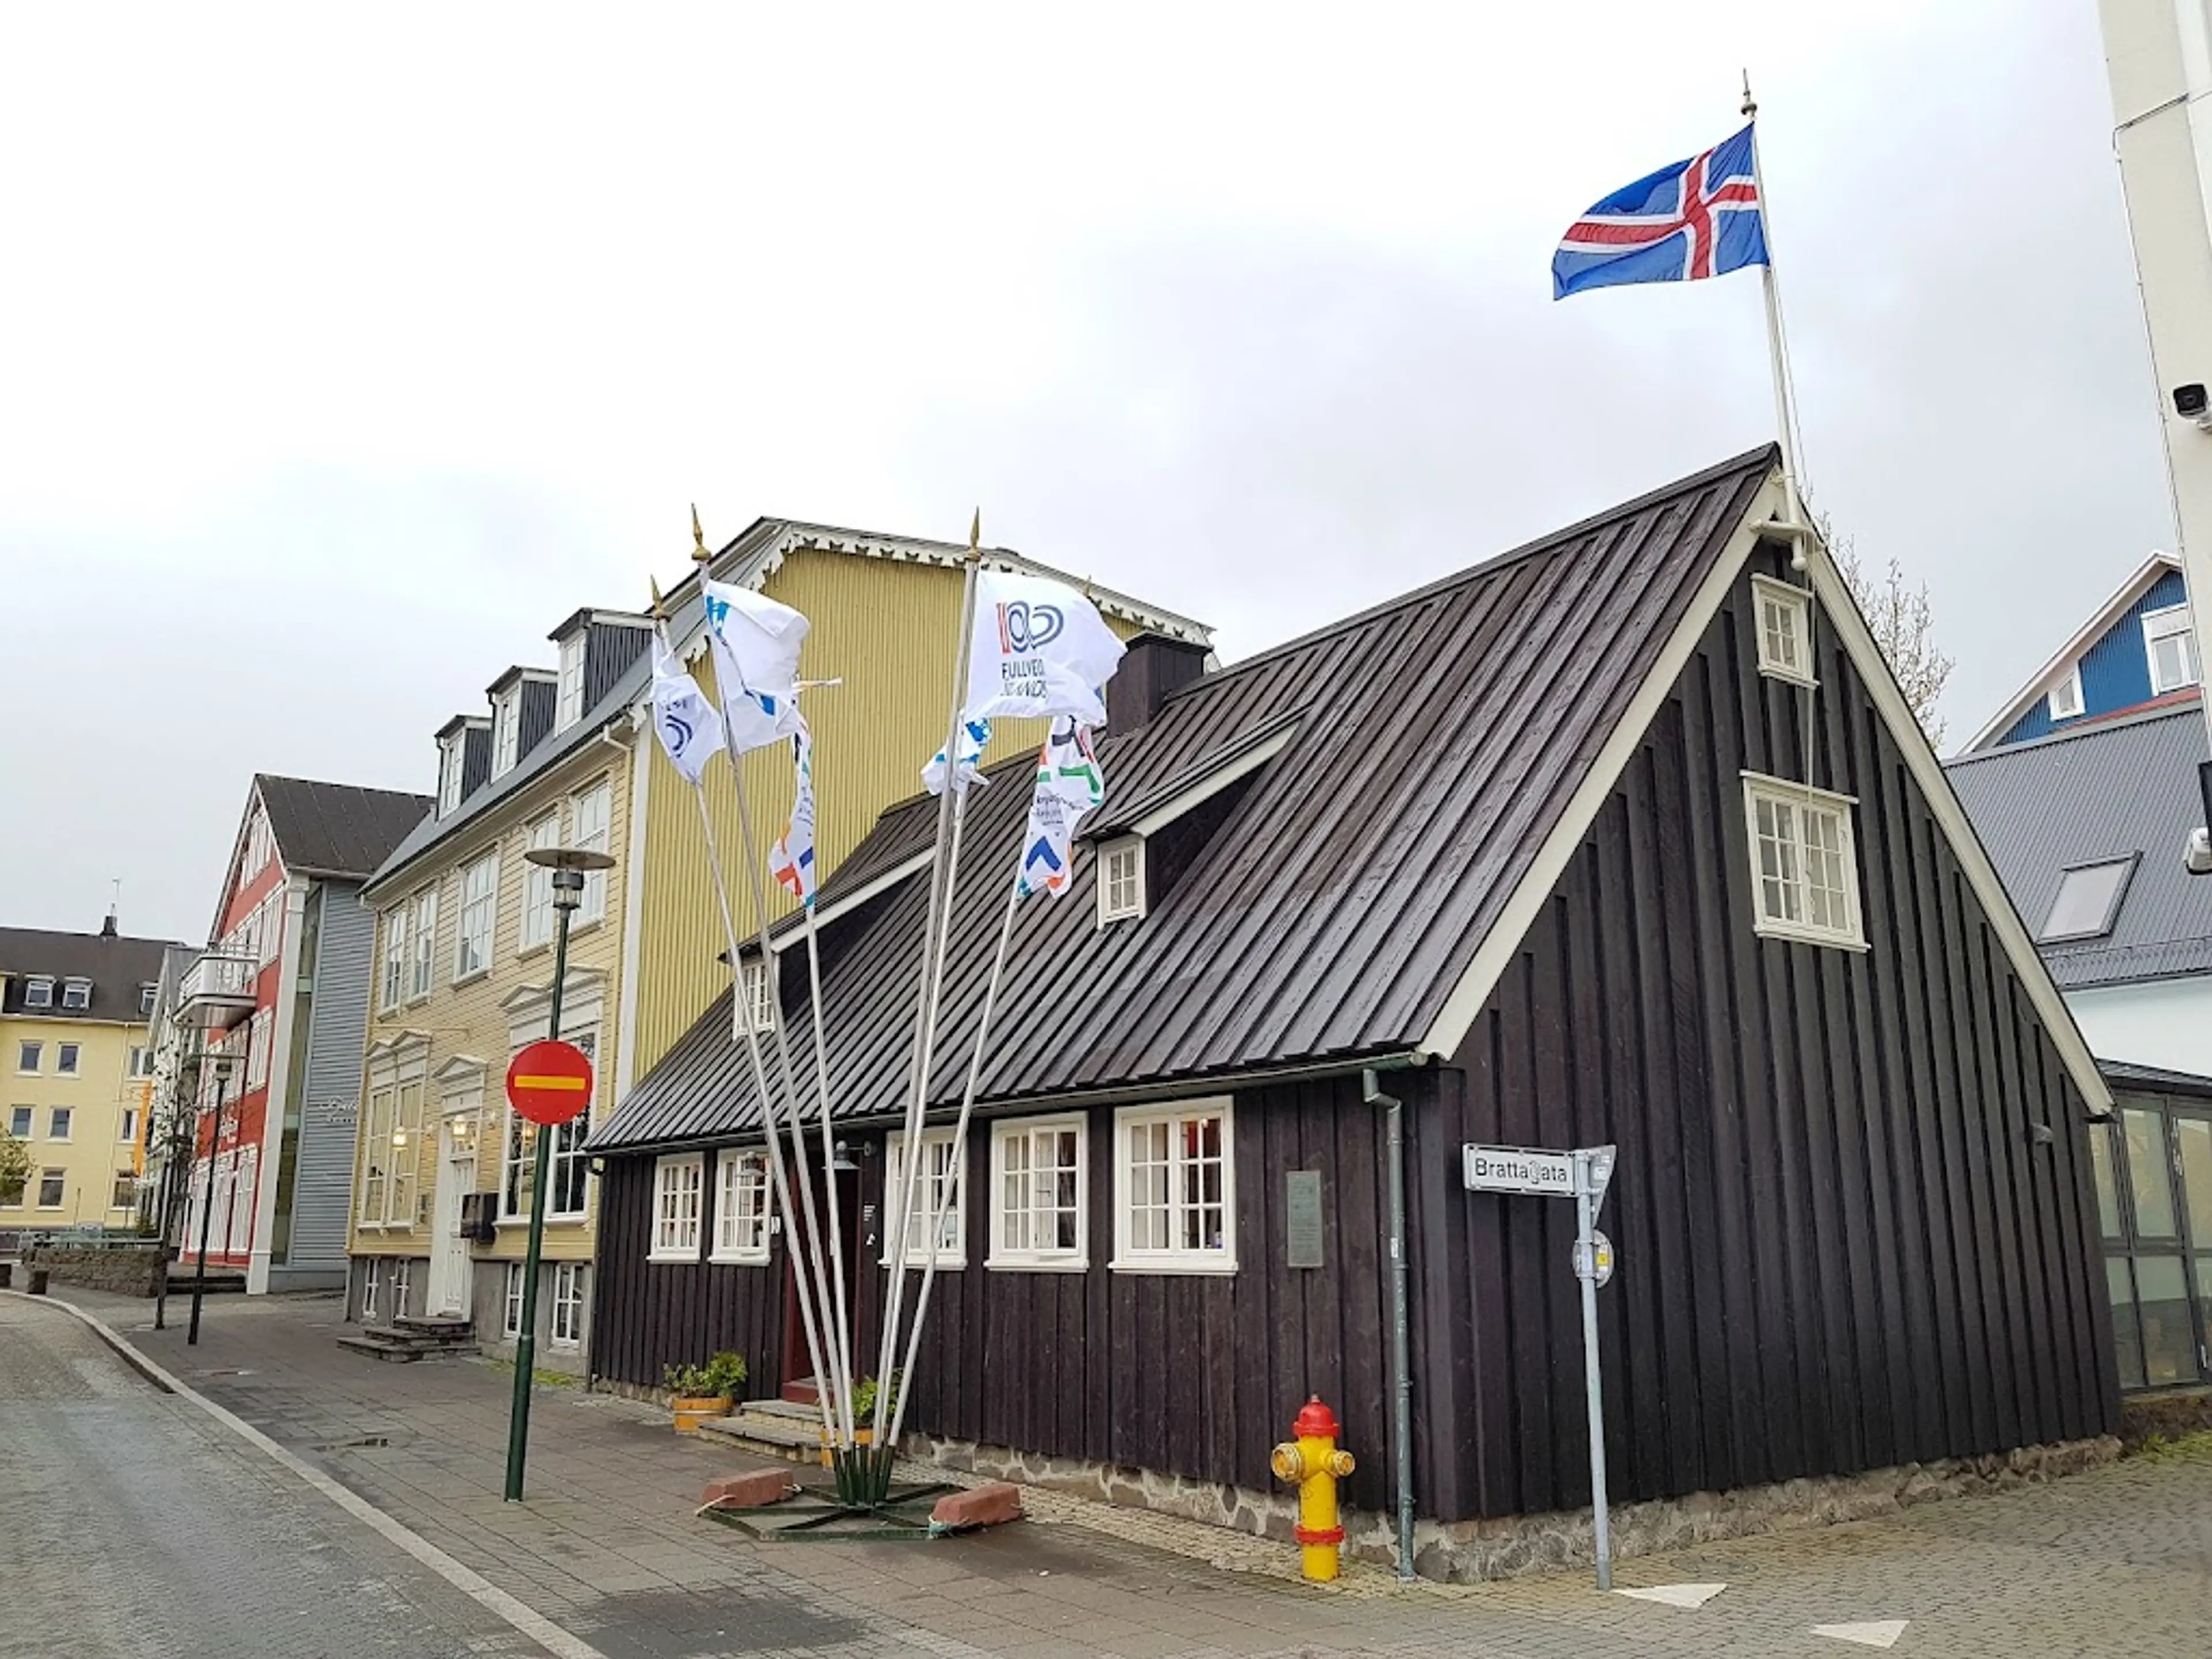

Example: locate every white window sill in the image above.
[1108,1254,1237,1276]
[517,939,554,961]
[647,1247,702,1264]
[879,1256,965,1272]
[548,1338,581,1351]
[708,1249,772,1267]
[450,968,492,990]
[985,1255,1089,1274]
[1758,664,1817,690]
[1751,919,1870,953]
[494,1214,588,1229]
[569,913,607,937]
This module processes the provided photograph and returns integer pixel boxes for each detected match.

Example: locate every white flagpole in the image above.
[888,863,1022,1450]
[872,513,984,1440]
[1743,74,1810,537]
[690,528,852,1445]
[798,900,856,1444]
[653,585,838,1450]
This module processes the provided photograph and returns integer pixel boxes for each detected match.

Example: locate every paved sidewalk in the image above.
[47,1285,2212,1658]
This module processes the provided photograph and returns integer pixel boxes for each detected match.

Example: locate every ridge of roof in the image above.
[1942,691,2203,770]
[254,774,436,881]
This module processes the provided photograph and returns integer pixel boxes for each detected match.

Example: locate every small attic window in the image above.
[438,734,465,816]
[2047,667,2084,722]
[738,958,777,1033]
[491,690,521,779]
[61,978,92,1011]
[1751,576,1815,686]
[24,976,52,1009]
[556,632,586,732]
[1098,838,1146,925]
[2040,856,2137,943]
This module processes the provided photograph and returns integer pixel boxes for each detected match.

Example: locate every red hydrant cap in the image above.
[1293,1395,1340,1440]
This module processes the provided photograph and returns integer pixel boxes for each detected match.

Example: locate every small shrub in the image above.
[850,1370,902,1424]
[664,1351,748,1399]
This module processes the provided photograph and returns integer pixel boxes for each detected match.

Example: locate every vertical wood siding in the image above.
[1409,550,2119,1520]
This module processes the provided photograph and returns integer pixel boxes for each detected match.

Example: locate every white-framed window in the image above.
[2145,603,2198,694]
[521,812,561,950]
[572,781,611,923]
[60,978,91,1011]
[246,1014,270,1091]
[1741,773,1866,949]
[454,851,498,980]
[380,905,408,1012]
[119,1106,139,1144]
[501,1029,595,1221]
[139,983,157,1017]
[48,1108,72,1142]
[1112,1099,1235,1274]
[56,1043,79,1076]
[737,957,777,1032]
[556,632,587,732]
[128,1047,153,1080]
[711,1149,773,1263]
[391,1258,412,1315]
[1751,574,1815,685]
[988,1115,1087,1270]
[492,688,521,779]
[501,1262,525,1337]
[409,887,438,999]
[650,1153,706,1261]
[111,1171,137,1211]
[360,1085,394,1222]
[883,1129,965,1268]
[1098,837,1146,925]
[258,893,283,967]
[2047,666,2085,722]
[9,1106,31,1139]
[438,737,464,816]
[551,1261,586,1347]
[362,1257,383,1320]
[23,976,52,1009]
[36,1168,64,1209]
[14,1041,37,1074]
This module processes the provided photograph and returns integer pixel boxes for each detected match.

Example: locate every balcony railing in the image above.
[178,952,257,1029]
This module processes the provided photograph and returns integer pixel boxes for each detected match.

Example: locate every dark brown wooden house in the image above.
[586,448,2120,1559]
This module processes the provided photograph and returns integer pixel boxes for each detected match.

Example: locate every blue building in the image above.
[1965,552,2196,751]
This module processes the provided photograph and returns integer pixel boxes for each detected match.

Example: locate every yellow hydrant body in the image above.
[1270,1395,1355,1582]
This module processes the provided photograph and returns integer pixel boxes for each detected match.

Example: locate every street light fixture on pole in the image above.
[504,844,616,1503]
[188,1047,237,1347]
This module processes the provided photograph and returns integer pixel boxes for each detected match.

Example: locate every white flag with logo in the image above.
[702,578,808,755]
[921,716,993,797]
[1018,718,1105,899]
[964,570,1125,726]
[770,724,817,906]
[649,637,726,786]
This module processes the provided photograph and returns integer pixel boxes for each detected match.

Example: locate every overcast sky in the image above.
[0,1,2173,944]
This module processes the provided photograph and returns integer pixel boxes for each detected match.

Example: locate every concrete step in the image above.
[741,1397,821,1423]
[392,1313,474,1336]
[336,1332,480,1364]
[369,1320,475,1346]
[694,1403,835,1464]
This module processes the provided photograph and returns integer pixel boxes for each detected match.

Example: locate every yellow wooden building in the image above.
[344,518,1205,1370]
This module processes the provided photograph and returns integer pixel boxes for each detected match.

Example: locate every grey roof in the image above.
[0,925,183,1023]
[365,517,1214,899]
[591,446,1778,1154]
[1944,700,2212,988]
[2101,1058,2212,1101]
[257,775,434,881]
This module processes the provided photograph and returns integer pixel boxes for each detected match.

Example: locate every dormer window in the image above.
[491,690,521,779]
[2144,604,2198,695]
[2047,667,2084,722]
[1097,838,1146,925]
[24,976,52,1009]
[139,983,157,1018]
[556,632,586,732]
[60,978,92,1011]
[438,734,466,816]
[1751,575,1815,686]
[738,958,777,1032]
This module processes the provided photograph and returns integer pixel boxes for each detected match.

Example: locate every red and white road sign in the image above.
[505,1039,593,1127]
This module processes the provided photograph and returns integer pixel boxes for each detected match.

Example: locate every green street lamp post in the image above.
[504,844,616,1503]
[187,1051,237,1346]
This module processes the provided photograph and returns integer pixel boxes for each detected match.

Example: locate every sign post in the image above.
[1464,1141,1616,1590]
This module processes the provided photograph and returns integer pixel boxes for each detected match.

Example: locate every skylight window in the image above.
[2040,856,2138,944]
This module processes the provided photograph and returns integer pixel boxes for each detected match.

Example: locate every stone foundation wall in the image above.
[2119,1388,2212,1448]
[907,1431,2123,1582]
[22,1246,167,1297]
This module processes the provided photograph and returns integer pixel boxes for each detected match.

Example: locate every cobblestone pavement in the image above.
[37,1286,2212,1658]
[0,1295,551,1659]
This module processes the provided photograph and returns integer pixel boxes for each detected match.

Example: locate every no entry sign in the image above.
[506,1040,593,1127]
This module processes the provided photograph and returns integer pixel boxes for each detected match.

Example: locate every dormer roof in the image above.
[1963,551,2184,753]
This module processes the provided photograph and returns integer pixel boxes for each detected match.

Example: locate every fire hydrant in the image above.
[1271,1395,1355,1582]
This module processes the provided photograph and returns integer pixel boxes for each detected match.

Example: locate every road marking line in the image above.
[1616,1582,1728,1609]
[1810,1620,1910,1648]
[1,1290,606,1659]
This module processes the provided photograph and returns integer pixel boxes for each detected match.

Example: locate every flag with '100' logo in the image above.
[964,569,1126,727]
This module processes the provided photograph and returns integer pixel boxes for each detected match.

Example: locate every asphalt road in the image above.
[0,1295,550,1659]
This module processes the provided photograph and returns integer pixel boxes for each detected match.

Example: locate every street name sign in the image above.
[506,1039,593,1128]
[1462,1145,1575,1196]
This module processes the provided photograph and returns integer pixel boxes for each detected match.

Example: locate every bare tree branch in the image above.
[1814,511,1954,747]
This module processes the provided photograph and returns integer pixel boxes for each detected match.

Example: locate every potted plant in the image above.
[844,1371,900,1443]
[664,1351,747,1434]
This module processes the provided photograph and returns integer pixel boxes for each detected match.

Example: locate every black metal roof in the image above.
[2101,1058,2212,1101]
[592,447,1778,1154]
[0,925,182,1022]
[256,775,435,882]
[1944,700,2212,988]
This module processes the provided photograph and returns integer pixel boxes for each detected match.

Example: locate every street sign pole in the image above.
[1574,1146,1611,1591]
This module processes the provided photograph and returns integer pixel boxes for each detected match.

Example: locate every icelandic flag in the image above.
[770,723,817,906]
[648,636,726,786]
[1017,718,1105,900]
[1552,123,1767,300]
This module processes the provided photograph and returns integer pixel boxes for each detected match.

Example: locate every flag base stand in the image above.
[703,1448,956,1543]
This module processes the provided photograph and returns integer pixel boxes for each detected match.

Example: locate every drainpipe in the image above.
[1363,1067,1416,1582]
